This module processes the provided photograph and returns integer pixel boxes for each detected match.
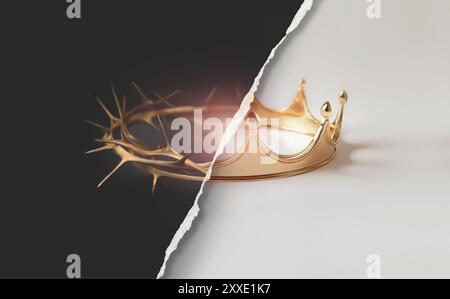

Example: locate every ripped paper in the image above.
[157,0,314,279]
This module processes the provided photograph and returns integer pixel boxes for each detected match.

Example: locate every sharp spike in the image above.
[152,90,174,107]
[117,95,130,141]
[235,85,243,100]
[204,87,217,106]
[151,175,159,194]
[96,96,115,120]
[83,119,109,132]
[156,114,171,147]
[110,84,124,120]
[132,81,154,104]
[148,119,159,130]
[97,160,126,188]
[122,95,127,114]
[85,146,111,155]
[165,89,181,100]
[110,83,119,101]
[94,138,110,143]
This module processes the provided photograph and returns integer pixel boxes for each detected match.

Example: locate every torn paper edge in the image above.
[156,0,314,279]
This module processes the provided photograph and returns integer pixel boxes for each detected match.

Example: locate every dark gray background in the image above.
[0,0,302,278]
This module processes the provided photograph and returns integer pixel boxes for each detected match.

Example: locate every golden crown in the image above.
[86,79,347,191]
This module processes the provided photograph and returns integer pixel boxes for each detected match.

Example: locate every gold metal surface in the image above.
[86,79,347,190]
[211,79,348,180]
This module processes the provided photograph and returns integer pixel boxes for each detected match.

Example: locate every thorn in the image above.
[148,119,159,130]
[83,119,109,132]
[110,83,124,120]
[122,95,127,114]
[165,89,182,100]
[235,85,243,99]
[151,175,159,194]
[204,87,217,106]
[85,145,111,155]
[96,96,115,120]
[156,114,171,147]
[97,160,126,188]
[94,138,109,143]
[152,90,174,107]
[160,113,171,126]
[132,81,154,104]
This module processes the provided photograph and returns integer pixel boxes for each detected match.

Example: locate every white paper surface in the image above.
[165,0,450,279]
[157,0,314,278]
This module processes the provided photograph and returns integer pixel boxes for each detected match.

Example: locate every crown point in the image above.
[339,90,348,103]
[321,101,333,119]
[300,78,307,89]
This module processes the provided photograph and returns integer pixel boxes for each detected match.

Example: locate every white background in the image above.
[166,0,450,278]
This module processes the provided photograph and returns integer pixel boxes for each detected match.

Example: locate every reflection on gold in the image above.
[85,79,347,191]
